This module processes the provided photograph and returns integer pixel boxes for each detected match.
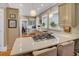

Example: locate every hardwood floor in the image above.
[0,51,10,56]
[0,48,11,56]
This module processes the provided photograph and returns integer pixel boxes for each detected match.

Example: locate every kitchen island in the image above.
[10,30,79,56]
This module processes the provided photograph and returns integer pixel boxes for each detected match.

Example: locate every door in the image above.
[20,19,28,36]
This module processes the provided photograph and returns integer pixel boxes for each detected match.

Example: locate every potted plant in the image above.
[42,22,45,27]
[50,22,57,27]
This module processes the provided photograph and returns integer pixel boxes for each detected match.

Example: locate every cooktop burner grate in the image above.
[33,33,56,42]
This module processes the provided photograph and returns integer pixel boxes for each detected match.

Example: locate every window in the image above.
[28,18,36,26]
[42,15,48,28]
[49,11,59,30]
[52,13,58,25]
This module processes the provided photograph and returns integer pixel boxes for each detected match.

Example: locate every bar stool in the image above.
[32,47,57,56]
[57,41,74,56]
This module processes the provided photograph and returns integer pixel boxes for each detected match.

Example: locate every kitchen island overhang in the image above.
[10,32,79,56]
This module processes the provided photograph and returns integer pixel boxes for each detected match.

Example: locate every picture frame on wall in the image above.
[10,14,16,19]
[8,19,17,28]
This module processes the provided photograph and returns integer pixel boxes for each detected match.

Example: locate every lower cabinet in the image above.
[74,39,79,53]
[57,41,75,56]
[32,47,57,56]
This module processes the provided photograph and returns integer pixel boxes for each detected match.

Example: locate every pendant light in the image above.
[30,4,36,16]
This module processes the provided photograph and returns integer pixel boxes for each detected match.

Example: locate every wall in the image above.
[39,3,79,34]
[0,8,5,51]
[39,4,59,30]
[0,3,8,47]
[0,3,8,8]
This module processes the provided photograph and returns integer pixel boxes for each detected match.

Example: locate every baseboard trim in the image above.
[0,46,7,51]
[4,46,7,51]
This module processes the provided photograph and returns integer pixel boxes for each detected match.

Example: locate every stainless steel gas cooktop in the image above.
[32,33,56,42]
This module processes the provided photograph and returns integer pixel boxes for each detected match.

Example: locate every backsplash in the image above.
[71,27,79,34]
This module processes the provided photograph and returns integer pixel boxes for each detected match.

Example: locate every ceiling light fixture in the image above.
[49,13,52,18]
[30,9,36,16]
[30,3,37,16]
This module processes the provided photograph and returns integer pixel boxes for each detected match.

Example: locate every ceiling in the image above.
[0,3,57,16]
[8,3,57,16]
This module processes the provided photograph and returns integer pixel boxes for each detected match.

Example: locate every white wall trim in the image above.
[0,46,7,51]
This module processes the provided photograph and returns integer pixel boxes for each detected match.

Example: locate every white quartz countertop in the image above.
[10,31,79,55]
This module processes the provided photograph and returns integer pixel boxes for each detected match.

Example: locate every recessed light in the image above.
[37,8,40,11]
[41,4,44,7]
[19,4,23,7]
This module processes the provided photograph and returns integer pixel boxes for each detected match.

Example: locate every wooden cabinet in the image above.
[6,8,19,49]
[59,4,76,27]
[75,4,79,27]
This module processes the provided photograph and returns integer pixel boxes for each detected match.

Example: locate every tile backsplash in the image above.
[71,27,79,34]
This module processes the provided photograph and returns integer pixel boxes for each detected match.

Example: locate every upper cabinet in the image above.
[59,4,76,27]
[75,4,79,27]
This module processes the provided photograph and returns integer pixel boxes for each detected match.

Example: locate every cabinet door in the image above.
[75,4,79,27]
[63,4,71,26]
[65,4,76,27]
[59,4,67,27]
